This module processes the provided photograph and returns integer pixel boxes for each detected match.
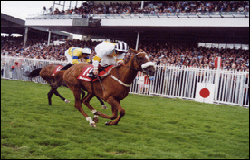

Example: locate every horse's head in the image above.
[130,48,156,76]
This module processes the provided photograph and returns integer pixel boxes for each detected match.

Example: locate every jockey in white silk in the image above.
[92,41,129,76]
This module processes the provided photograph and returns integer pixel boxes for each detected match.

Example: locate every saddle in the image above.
[77,64,114,81]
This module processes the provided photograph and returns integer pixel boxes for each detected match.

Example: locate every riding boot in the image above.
[61,63,73,70]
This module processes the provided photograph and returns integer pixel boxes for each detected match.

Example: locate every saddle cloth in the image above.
[52,65,63,76]
[77,64,114,81]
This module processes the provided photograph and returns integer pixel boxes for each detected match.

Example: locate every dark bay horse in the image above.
[24,64,107,108]
[63,49,156,127]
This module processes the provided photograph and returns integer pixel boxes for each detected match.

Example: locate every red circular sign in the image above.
[199,88,210,98]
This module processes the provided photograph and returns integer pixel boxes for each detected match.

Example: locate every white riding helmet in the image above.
[82,47,91,55]
[115,41,129,52]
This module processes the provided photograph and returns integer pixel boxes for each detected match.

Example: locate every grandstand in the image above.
[1,1,249,107]
[25,1,249,45]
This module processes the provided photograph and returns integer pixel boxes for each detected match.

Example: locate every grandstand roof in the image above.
[1,13,71,39]
[40,25,249,44]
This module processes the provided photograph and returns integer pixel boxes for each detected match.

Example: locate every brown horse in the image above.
[24,64,107,108]
[63,49,156,127]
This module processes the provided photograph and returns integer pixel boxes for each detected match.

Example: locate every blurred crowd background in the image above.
[44,1,249,15]
[1,1,249,72]
[1,36,249,72]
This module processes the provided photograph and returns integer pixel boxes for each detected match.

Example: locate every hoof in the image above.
[105,121,110,125]
[65,100,71,103]
[92,116,99,123]
[90,122,96,127]
[102,105,108,109]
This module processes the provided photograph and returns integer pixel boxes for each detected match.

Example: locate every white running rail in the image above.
[1,56,249,107]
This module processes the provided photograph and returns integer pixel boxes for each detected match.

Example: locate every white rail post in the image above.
[23,27,28,48]
[135,32,140,51]
[238,73,245,106]
[214,57,221,103]
[47,30,51,47]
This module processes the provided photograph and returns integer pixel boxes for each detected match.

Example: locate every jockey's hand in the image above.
[117,60,124,66]
[93,69,99,76]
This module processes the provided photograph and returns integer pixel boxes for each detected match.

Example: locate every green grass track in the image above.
[1,79,249,159]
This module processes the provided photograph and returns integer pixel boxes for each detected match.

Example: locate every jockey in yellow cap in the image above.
[63,47,92,69]
[92,41,129,76]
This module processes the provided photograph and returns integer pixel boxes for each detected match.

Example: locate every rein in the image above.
[110,75,131,87]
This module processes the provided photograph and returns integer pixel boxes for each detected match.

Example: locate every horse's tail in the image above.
[23,68,43,78]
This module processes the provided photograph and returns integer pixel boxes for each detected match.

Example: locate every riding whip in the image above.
[97,75,105,91]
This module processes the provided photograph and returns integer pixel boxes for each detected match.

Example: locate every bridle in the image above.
[99,52,154,89]
[123,52,142,71]
[124,52,155,73]
[112,52,154,88]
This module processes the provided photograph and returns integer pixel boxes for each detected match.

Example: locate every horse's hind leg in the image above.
[80,90,85,101]
[48,88,54,105]
[96,96,108,109]
[53,88,70,103]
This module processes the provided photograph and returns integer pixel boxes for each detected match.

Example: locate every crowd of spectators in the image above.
[1,36,96,61]
[140,42,249,72]
[1,36,249,72]
[45,1,249,16]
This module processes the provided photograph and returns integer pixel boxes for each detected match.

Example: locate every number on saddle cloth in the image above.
[52,65,63,76]
[77,65,114,81]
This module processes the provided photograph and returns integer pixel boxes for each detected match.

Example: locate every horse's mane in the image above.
[124,54,136,65]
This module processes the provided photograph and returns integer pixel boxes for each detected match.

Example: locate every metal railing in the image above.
[26,11,249,19]
[130,64,249,107]
[1,56,249,108]
[1,56,67,84]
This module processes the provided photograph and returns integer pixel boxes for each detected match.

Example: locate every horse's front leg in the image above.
[104,96,125,125]
[71,88,96,127]
[81,92,100,123]
[93,98,118,121]
[93,105,118,121]
[81,91,118,122]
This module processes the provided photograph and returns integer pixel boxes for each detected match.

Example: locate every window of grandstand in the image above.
[227,44,234,49]
[219,43,227,49]
[1,33,22,37]
[53,40,65,45]
[242,44,249,50]
[91,39,110,42]
[1,33,9,37]
[198,43,249,50]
